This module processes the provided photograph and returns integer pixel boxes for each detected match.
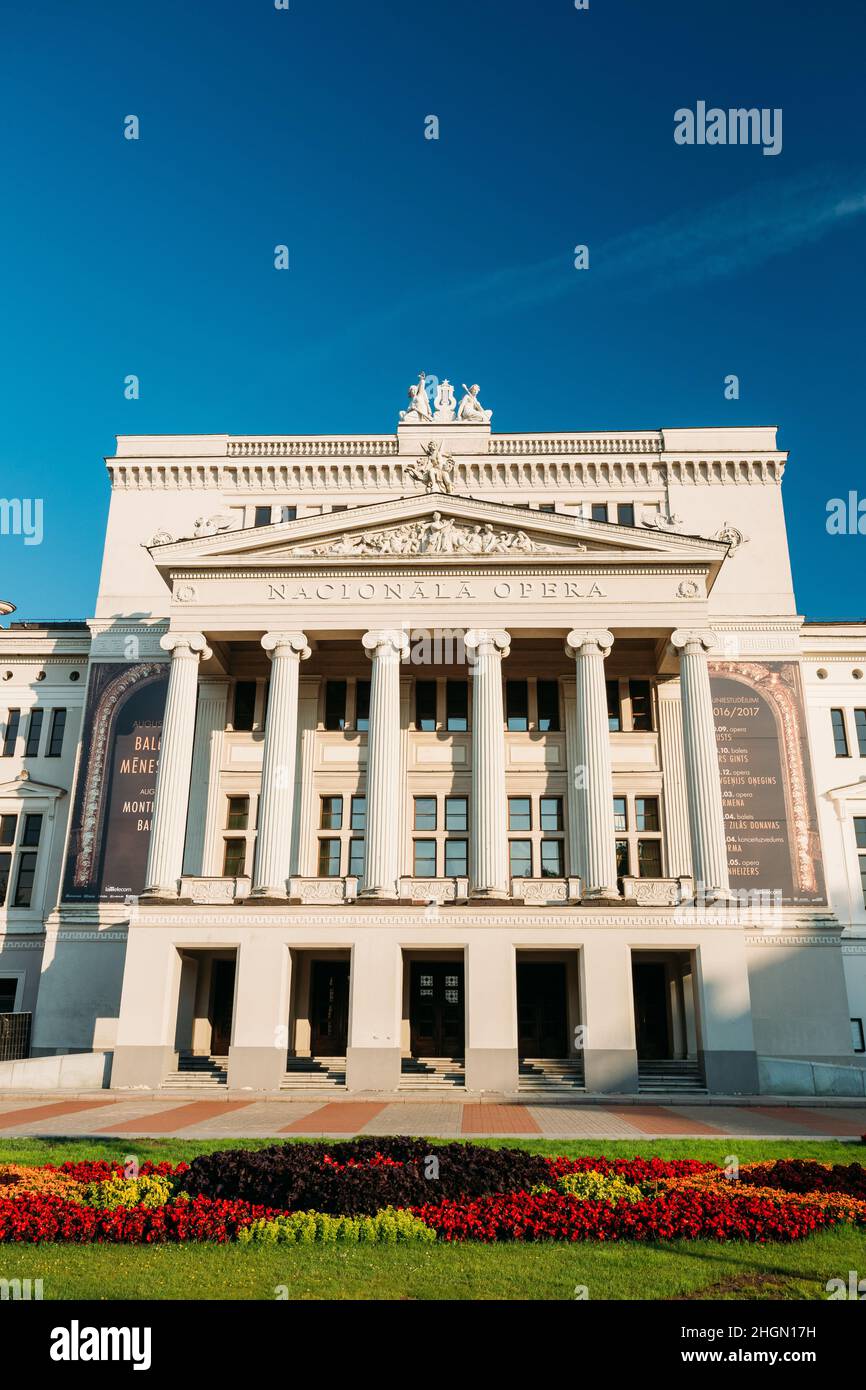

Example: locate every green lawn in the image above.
[0,1228,864,1300]
[2,1136,864,1301]
[1,1134,862,1167]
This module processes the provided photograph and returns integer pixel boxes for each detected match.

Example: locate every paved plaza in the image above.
[0,1093,863,1141]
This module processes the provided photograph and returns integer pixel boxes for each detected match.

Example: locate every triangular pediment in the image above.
[148,492,729,579]
[0,774,66,801]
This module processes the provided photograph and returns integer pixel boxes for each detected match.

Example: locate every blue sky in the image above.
[1,0,864,619]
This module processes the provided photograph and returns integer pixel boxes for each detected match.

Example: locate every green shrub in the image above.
[237,1205,436,1245]
[79,1173,179,1210]
[557,1170,644,1205]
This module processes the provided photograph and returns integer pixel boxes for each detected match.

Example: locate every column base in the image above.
[111,1045,177,1089]
[346,1047,401,1092]
[227,1046,285,1091]
[581,887,621,903]
[701,1049,759,1095]
[140,887,180,903]
[583,1048,639,1093]
[469,887,509,901]
[357,887,400,903]
[249,887,288,902]
[465,1048,518,1093]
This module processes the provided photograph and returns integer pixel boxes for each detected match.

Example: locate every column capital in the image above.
[261,631,311,661]
[160,631,212,661]
[464,628,511,659]
[670,629,717,655]
[362,629,410,659]
[565,629,614,659]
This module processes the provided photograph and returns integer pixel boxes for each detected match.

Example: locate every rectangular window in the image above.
[2,710,20,757]
[540,796,563,831]
[616,839,630,879]
[856,817,866,908]
[254,505,272,527]
[445,796,468,831]
[855,709,866,758]
[444,838,468,876]
[637,839,662,878]
[445,680,468,731]
[320,795,343,830]
[279,505,297,522]
[13,852,37,908]
[226,796,249,831]
[0,853,10,907]
[25,709,44,757]
[505,679,529,732]
[413,839,437,876]
[537,503,555,513]
[324,680,347,731]
[613,796,628,832]
[232,681,256,731]
[414,796,437,831]
[21,814,42,848]
[591,503,608,523]
[831,709,850,757]
[537,679,560,732]
[222,838,246,877]
[606,680,621,732]
[350,796,366,831]
[0,978,17,1011]
[852,1018,865,1054]
[509,840,532,878]
[348,837,365,877]
[508,797,532,831]
[629,680,653,731]
[540,839,564,877]
[0,814,16,846]
[415,680,437,731]
[617,502,635,527]
[635,797,660,832]
[355,680,371,731]
[317,838,342,877]
[46,708,67,758]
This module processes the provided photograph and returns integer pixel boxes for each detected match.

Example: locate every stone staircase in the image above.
[281,1056,347,1090]
[518,1057,586,1095]
[637,1059,706,1094]
[400,1056,466,1090]
[163,1053,228,1088]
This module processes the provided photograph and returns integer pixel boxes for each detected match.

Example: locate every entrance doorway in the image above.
[632,961,670,1060]
[174,949,237,1059]
[209,959,236,1055]
[410,962,465,1057]
[310,959,350,1056]
[517,961,568,1056]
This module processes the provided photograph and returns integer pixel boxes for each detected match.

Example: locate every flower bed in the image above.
[0,1148,864,1246]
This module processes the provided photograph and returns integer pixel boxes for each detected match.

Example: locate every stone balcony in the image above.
[620,875,693,906]
[179,875,251,904]
[510,877,582,905]
[399,877,470,905]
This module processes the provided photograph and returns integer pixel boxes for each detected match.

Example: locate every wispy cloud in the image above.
[302,166,866,361]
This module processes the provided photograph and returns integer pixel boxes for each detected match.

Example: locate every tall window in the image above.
[46,709,66,758]
[606,681,621,732]
[629,680,653,731]
[231,682,256,731]
[445,680,468,731]
[831,709,850,757]
[617,502,635,527]
[614,794,663,884]
[507,795,566,879]
[324,680,347,731]
[354,681,370,731]
[411,794,468,878]
[415,680,437,731]
[856,817,866,908]
[222,795,252,878]
[9,813,43,908]
[2,711,20,758]
[505,680,529,731]
[591,502,608,522]
[320,795,343,830]
[855,709,866,757]
[253,505,272,527]
[25,709,44,757]
[607,679,655,732]
[537,680,560,732]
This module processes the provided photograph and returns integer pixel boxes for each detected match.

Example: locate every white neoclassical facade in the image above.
[2,378,865,1095]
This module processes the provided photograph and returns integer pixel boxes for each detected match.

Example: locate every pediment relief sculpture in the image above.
[295,513,566,557]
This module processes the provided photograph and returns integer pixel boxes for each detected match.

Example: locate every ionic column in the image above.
[465,628,510,897]
[670,630,730,901]
[565,629,620,899]
[360,630,409,897]
[183,679,229,877]
[144,632,212,897]
[251,632,311,897]
[656,680,693,880]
